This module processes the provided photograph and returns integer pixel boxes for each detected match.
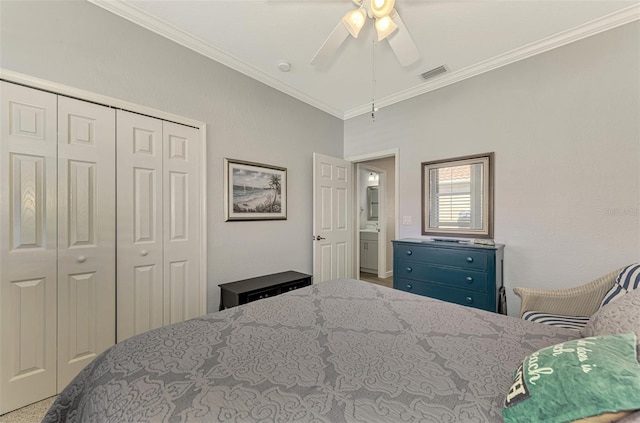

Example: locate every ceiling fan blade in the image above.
[311,21,350,67]
[387,11,420,67]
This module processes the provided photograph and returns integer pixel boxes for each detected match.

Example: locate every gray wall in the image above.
[345,22,640,315]
[0,0,343,312]
[3,1,637,318]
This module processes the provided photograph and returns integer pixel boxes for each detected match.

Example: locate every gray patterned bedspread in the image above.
[44,279,579,422]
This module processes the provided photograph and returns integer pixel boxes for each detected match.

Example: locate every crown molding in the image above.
[87,0,344,119]
[344,3,640,119]
[88,0,638,121]
[0,68,206,128]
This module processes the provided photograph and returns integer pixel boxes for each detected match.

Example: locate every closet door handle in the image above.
[76,255,87,263]
[141,250,149,256]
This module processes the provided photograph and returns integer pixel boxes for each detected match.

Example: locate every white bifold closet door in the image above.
[0,82,116,413]
[0,82,58,414]
[116,110,201,342]
[56,96,116,390]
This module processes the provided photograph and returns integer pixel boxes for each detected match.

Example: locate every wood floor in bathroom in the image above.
[359,272,393,288]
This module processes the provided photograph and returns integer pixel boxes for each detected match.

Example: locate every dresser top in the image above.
[393,238,504,250]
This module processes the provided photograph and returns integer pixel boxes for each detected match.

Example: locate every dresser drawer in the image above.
[392,240,504,313]
[395,260,488,292]
[395,244,488,271]
[395,278,489,310]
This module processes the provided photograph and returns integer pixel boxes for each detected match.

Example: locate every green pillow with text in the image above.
[503,333,640,423]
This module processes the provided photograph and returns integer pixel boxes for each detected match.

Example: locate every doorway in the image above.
[353,153,397,287]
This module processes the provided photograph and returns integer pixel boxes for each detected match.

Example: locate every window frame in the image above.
[421,152,494,239]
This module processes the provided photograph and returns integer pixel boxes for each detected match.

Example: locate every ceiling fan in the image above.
[311,0,421,68]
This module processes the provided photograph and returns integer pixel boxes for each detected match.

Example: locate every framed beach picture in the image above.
[224,158,287,221]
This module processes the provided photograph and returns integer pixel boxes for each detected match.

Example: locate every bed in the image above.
[43,278,625,422]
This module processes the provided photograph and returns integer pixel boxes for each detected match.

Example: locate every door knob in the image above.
[76,255,87,263]
[314,235,326,241]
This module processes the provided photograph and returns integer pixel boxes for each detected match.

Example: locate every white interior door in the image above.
[162,121,202,325]
[57,96,116,390]
[312,153,352,282]
[117,110,164,342]
[0,82,58,413]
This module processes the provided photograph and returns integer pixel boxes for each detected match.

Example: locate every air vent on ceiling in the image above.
[421,65,448,81]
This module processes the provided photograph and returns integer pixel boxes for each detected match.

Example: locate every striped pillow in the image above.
[601,264,640,308]
[521,311,590,331]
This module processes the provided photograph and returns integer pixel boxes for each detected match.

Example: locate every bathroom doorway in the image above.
[355,155,396,286]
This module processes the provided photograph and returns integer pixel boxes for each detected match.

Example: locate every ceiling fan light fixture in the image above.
[311,0,421,68]
[375,15,398,41]
[370,0,395,18]
[342,8,366,38]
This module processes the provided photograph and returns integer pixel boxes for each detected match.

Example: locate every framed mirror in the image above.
[422,152,494,238]
[367,186,379,220]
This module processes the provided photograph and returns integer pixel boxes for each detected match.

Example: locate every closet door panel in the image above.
[0,82,58,414]
[57,96,116,390]
[117,110,164,342]
[163,122,201,325]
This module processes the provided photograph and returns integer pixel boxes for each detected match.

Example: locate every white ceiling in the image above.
[90,0,639,120]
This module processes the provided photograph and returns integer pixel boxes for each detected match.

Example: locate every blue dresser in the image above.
[393,239,505,313]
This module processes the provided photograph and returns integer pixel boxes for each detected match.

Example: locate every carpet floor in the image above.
[0,396,56,423]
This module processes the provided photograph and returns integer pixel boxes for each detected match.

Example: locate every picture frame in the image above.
[224,158,287,221]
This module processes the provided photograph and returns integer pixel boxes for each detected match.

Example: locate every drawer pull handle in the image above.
[406,284,413,290]
[466,297,473,304]
[466,276,473,283]
[406,267,412,273]
[406,250,413,256]
[466,257,473,263]
[141,249,149,257]
[77,255,87,263]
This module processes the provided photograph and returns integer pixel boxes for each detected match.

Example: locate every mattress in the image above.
[44,278,579,422]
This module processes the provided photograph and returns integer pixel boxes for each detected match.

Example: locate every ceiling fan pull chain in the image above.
[371,38,376,123]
